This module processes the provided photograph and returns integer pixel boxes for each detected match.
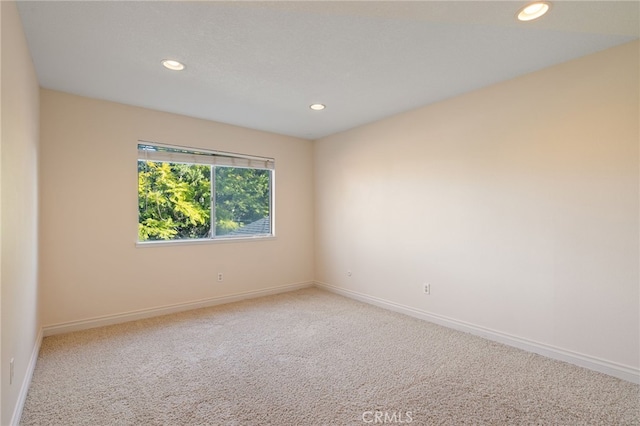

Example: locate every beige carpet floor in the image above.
[21,288,639,425]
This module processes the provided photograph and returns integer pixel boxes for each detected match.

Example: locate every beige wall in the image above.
[314,41,639,370]
[39,90,314,327]
[1,1,41,424]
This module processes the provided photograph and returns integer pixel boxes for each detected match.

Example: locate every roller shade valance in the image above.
[138,143,275,170]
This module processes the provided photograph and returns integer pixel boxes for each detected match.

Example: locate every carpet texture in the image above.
[21,288,639,425]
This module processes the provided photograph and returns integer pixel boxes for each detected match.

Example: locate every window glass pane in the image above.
[215,167,271,237]
[138,161,211,241]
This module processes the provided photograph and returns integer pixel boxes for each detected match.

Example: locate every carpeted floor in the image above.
[21,288,639,425]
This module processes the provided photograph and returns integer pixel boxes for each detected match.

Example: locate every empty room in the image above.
[2,0,639,424]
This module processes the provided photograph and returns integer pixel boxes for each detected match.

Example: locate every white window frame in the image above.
[136,141,275,246]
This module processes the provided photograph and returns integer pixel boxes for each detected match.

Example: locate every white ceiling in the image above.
[16,1,639,140]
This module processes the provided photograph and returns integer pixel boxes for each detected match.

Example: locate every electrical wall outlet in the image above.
[217,273,223,282]
[423,283,431,295]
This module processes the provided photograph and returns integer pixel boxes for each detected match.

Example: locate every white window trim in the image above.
[137,141,275,245]
[135,235,277,248]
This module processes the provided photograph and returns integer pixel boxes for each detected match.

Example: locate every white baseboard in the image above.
[314,281,640,384]
[43,281,313,337]
[10,327,43,426]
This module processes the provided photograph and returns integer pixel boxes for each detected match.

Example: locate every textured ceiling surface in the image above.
[16,1,639,140]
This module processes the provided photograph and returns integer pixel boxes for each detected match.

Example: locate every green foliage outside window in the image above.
[215,167,270,236]
[138,161,271,241]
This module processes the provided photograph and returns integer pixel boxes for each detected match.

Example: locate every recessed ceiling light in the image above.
[517,2,550,21]
[310,103,326,111]
[161,59,185,71]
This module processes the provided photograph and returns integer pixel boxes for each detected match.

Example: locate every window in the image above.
[137,143,274,242]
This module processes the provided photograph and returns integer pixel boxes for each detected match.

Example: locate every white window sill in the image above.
[135,235,276,248]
